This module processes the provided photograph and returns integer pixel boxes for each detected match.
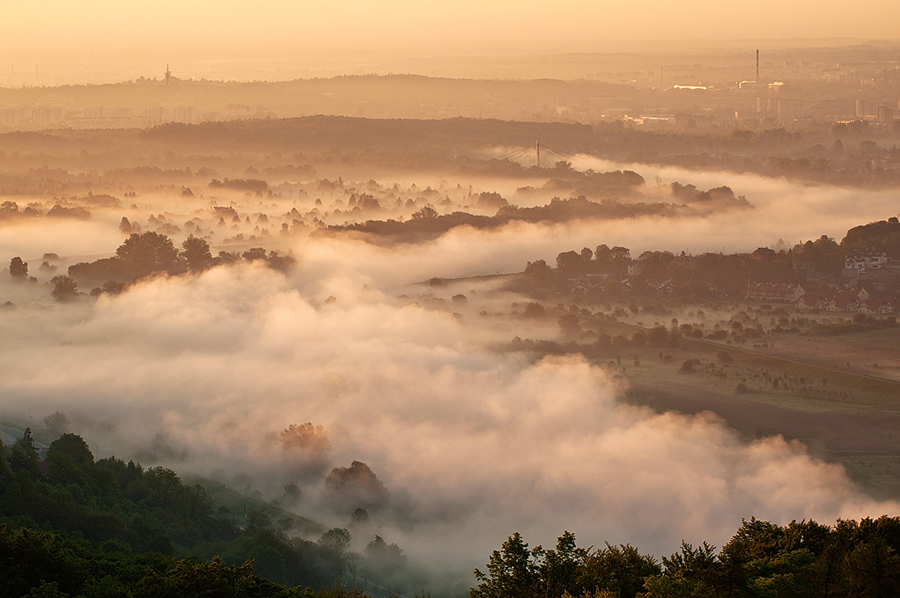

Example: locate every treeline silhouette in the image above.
[471,518,900,598]
[0,430,348,594]
[0,115,896,191]
[510,216,900,301]
[63,231,296,294]
[141,116,597,154]
[4,427,900,596]
[322,187,750,244]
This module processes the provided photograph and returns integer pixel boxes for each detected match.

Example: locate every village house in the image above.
[827,287,861,312]
[746,282,805,302]
[750,247,777,262]
[858,295,894,315]
[842,250,900,281]
[844,249,889,270]
[797,284,895,314]
[568,273,607,293]
[796,291,829,310]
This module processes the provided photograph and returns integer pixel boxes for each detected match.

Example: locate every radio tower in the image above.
[756,50,759,83]
[165,63,172,85]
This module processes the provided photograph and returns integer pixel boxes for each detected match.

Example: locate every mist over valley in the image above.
[2,21,900,597]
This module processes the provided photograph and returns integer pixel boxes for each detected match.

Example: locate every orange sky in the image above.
[4,0,899,52]
[1,1,897,85]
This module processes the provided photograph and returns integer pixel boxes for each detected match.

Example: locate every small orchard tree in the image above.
[50,276,78,301]
[679,359,698,374]
[181,235,212,271]
[9,257,27,279]
[116,231,180,274]
[523,302,546,319]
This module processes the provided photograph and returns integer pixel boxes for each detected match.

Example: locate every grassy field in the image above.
[542,306,900,500]
[759,328,900,383]
[414,275,900,500]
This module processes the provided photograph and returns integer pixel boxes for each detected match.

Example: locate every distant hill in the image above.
[141,115,598,153]
[0,74,637,125]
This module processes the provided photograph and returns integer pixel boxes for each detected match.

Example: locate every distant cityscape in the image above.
[0,50,897,131]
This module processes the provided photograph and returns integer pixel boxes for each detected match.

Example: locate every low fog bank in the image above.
[0,218,124,264]
[1,250,897,590]
[570,156,900,250]
[2,159,898,284]
[4,204,896,296]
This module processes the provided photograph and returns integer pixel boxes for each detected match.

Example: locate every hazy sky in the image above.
[2,0,896,84]
[4,0,899,52]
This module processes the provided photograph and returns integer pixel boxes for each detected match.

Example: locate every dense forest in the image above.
[472,517,900,598]
[7,230,296,299]
[4,427,900,597]
[0,430,349,591]
[0,428,411,597]
[506,216,900,301]
[0,115,897,192]
[322,181,752,243]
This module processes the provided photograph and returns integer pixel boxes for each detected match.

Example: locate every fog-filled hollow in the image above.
[4,158,899,286]
[569,155,900,249]
[1,152,899,594]
[2,241,898,591]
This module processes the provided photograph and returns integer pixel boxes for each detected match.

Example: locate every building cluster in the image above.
[745,282,896,314]
[795,286,894,314]
[841,250,900,280]
[745,282,894,314]
[855,100,896,124]
[562,247,898,315]
[746,250,899,314]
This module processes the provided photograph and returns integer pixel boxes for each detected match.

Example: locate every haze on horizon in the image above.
[2,0,899,84]
[3,1,900,595]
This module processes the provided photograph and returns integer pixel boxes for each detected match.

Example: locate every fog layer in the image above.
[2,243,896,586]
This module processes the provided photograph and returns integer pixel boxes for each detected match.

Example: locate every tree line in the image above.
[7,230,297,301]
[4,425,900,596]
[472,517,900,598]
[514,216,900,301]
[0,429,377,595]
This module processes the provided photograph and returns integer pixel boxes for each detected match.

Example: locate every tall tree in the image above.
[116,232,181,275]
[181,235,212,271]
[9,256,28,279]
[472,532,540,598]
[50,276,78,301]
